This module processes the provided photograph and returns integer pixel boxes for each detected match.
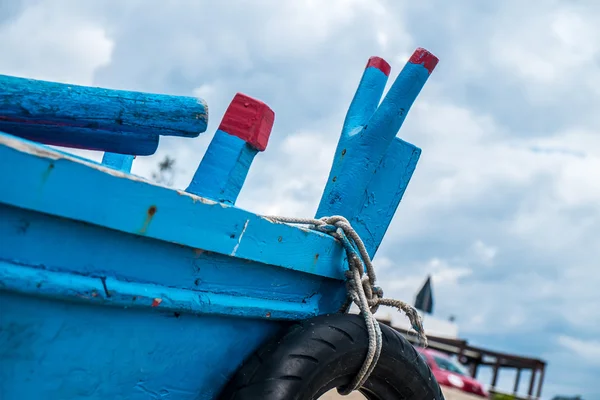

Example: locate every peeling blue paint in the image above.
[0,291,278,400]
[0,132,347,280]
[352,137,422,257]
[0,74,208,155]
[316,57,435,256]
[0,48,437,400]
[187,132,257,205]
[101,152,135,172]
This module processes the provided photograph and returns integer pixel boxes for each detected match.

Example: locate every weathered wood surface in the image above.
[0,47,438,400]
[0,289,281,400]
[187,93,275,204]
[101,152,135,172]
[0,125,345,400]
[352,137,421,257]
[0,203,344,322]
[0,74,208,155]
[0,132,346,280]
[316,48,438,257]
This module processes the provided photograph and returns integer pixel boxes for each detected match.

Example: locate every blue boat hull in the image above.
[1,291,278,399]
[0,198,345,399]
[0,46,438,399]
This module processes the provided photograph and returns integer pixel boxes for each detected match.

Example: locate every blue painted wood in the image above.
[0,291,279,399]
[187,93,275,204]
[187,132,258,204]
[0,132,346,280]
[0,203,341,320]
[0,261,320,320]
[343,57,390,134]
[316,48,438,254]
[0,50,439,399]
[351,137,421,257]
[0,74,209,155]
[101,152,135,172]
[0,129,346,399]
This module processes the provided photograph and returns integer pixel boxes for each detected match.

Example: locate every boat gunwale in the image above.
[0,132,347,281]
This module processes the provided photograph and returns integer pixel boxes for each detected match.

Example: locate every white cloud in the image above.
[238,130,338,217]
[470,240,497,266]
[558,335,600,366]
[491,7,599,85]
[0,1,113,85]
[386,257,472,297]
[429,258,473,285]
[193,84,217,101]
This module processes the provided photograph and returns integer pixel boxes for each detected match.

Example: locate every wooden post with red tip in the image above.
[343,56,391,133]
[316,47,438,256]
[186,93,275,205]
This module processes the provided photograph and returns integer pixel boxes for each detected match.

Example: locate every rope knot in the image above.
[373,286,384,297]
[265,215,427,395]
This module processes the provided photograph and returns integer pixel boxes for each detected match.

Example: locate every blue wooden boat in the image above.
[0,48,441,400]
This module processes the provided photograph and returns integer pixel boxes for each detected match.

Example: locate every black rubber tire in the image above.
[219,313,444,400]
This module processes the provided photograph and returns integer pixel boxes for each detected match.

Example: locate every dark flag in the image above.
[414,275,434,314]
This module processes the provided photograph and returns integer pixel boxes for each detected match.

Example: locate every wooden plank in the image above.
[101,153,135,172]
[0,261,319,320]
[316,48,438,237]
[187,93,275,204]
[0,202,342,320]
[0,74,209,155]
[351,137,421,257]
[0,132,346,280]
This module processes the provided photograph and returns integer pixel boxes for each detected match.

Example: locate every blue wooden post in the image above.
[316,48,438,251]
[101,153,135,173]
[351,137,421,257]
[186,93,275,205]
[0,75,209,155]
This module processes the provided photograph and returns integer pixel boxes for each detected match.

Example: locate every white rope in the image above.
[264,215,427,395]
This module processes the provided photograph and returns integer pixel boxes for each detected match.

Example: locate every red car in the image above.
[417,347,489,398]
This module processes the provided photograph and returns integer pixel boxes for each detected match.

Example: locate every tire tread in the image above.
[219,314,444,400]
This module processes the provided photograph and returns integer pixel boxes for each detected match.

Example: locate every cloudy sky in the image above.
[2,0,599,398]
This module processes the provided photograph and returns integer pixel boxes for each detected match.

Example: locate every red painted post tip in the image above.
[218,93,275,151]
[366,56,391,77]
[408,48,439,74]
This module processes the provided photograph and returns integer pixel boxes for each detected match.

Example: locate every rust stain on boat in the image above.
[139,205,157,234]
[310,253,320,273]
[151,298,162,307]
[40,162,55,184]
[193,248,205,257]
